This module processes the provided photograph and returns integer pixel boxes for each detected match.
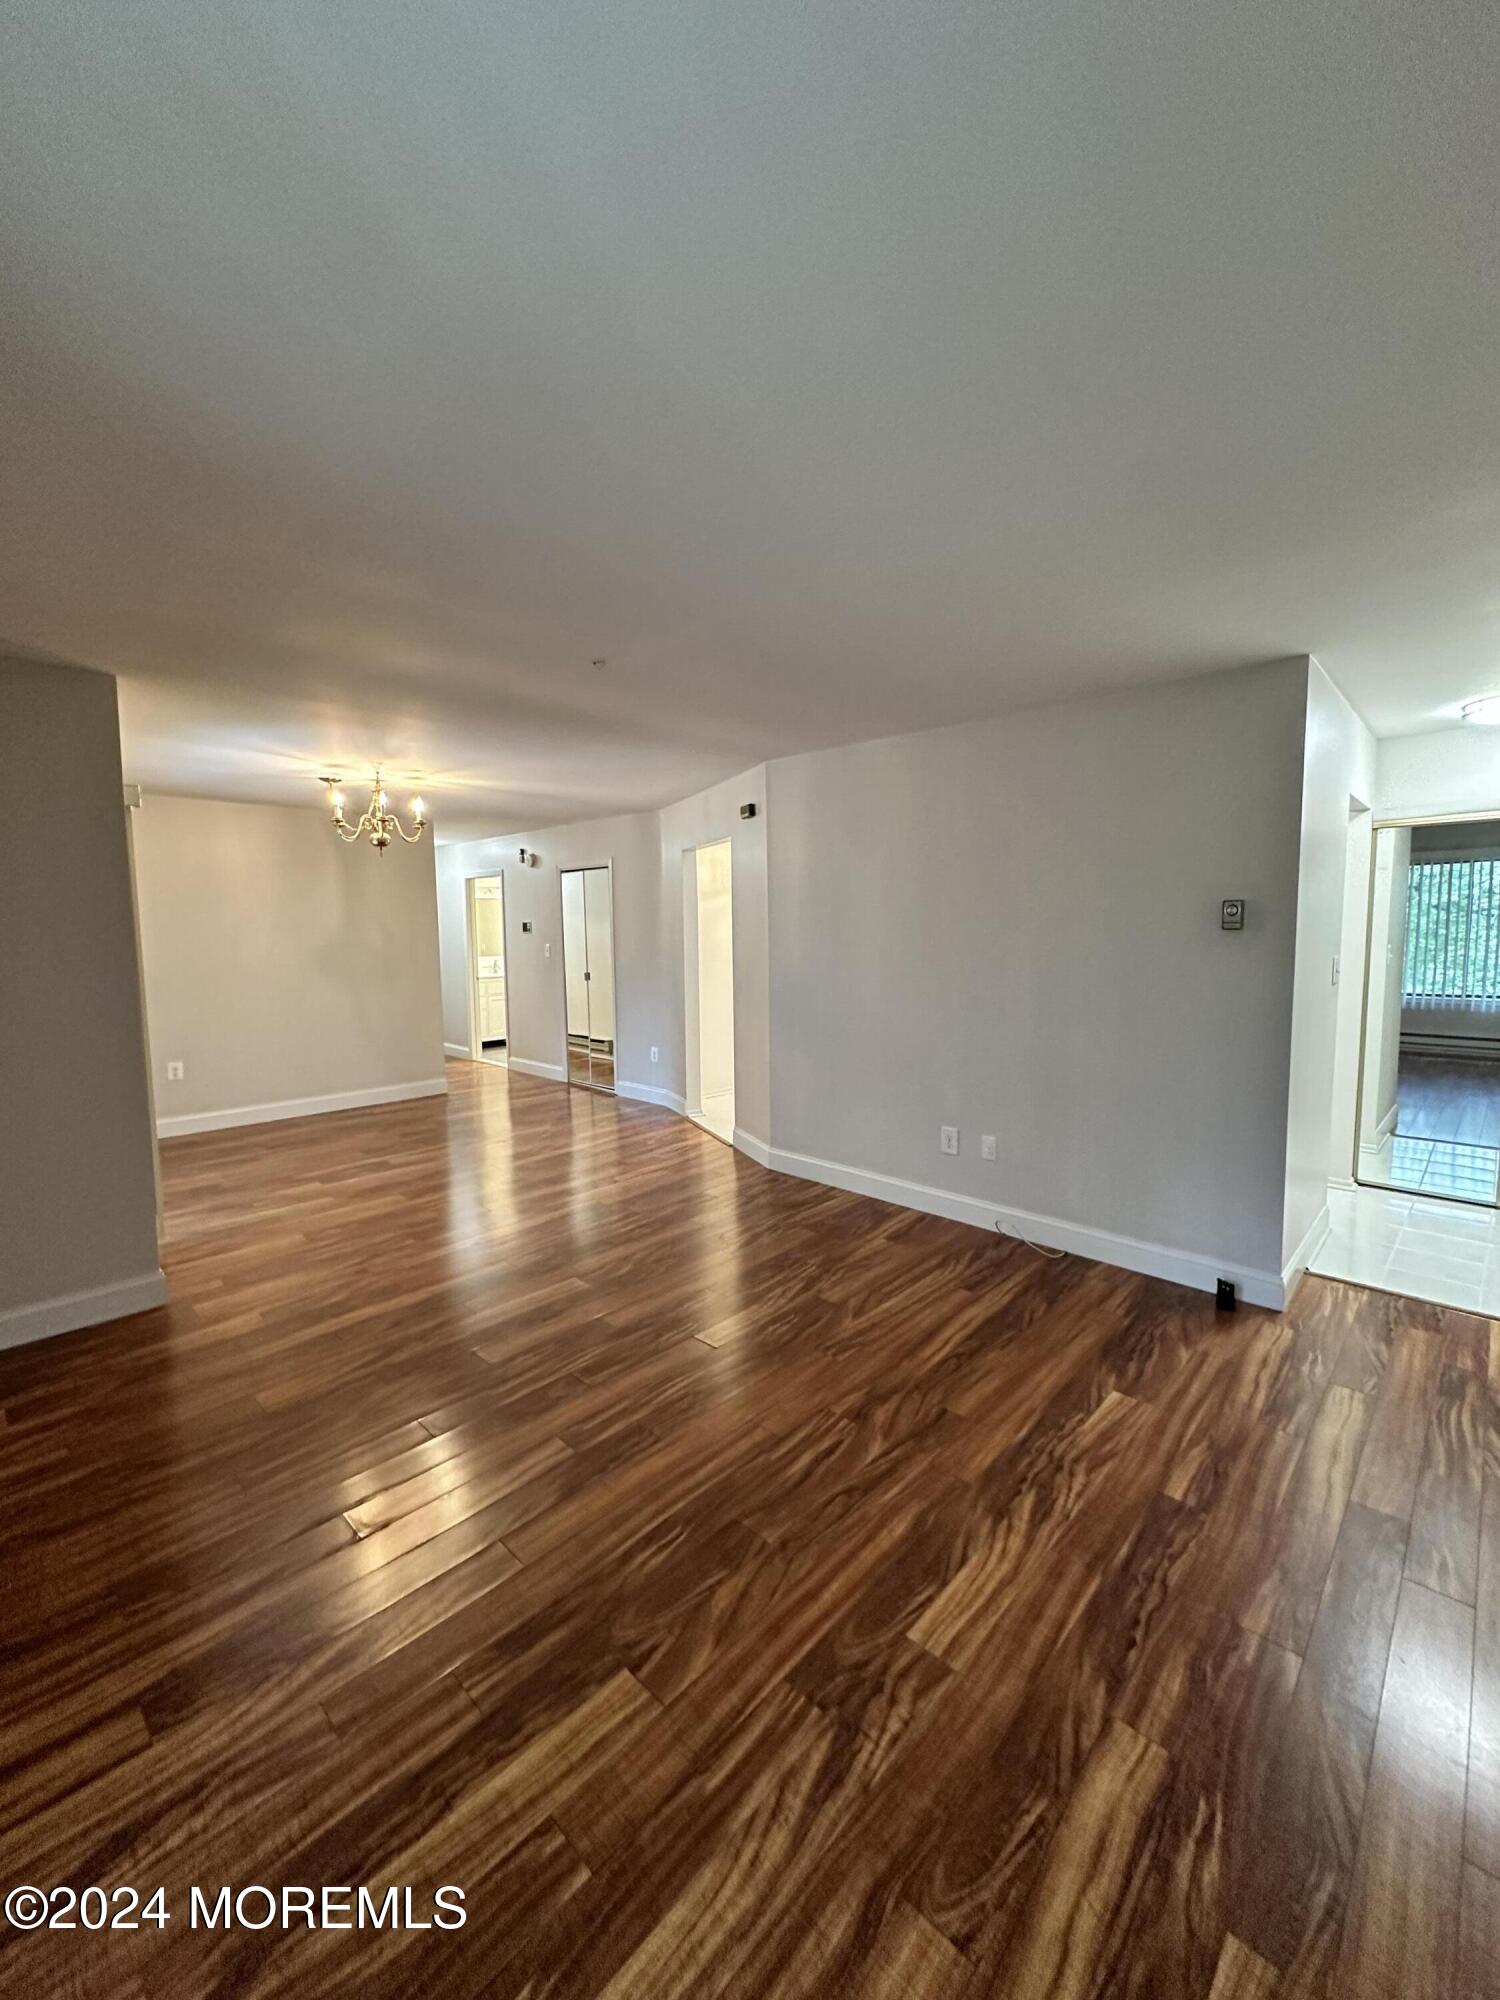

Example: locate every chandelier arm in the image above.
[391,820,426,843]
[332,819,364,842]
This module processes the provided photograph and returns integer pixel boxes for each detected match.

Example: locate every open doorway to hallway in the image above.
[1315,809,1500,1313]
[1355,817,1500,1206]
[686,839,734,1144]
[466,874,509,1066]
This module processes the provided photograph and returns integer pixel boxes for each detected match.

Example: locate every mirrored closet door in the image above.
[1355,817,1500,1206]
[559,865,617,1093]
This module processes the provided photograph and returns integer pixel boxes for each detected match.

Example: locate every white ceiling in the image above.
[3,2,1500,837]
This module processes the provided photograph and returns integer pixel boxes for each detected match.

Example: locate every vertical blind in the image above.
[1403,859,1500,999]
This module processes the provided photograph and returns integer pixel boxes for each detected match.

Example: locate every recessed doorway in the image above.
[559,865,617,1093]
[466,874,509,1067]
[1353,816,1500,1205]
[685,840,734,1144]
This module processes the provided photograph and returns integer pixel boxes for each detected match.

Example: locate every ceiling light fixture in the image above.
[1461,695,1500,725]
[319,771,427,852]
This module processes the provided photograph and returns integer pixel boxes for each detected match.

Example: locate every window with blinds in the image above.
[1403,859,1500,999]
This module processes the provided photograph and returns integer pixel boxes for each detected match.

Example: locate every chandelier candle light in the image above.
[320,772,428,852]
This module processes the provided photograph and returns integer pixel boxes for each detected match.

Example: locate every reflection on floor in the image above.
[693,1088,735,1145]
[478,1039,508,1069]
[1395,1050,1500,1145]
[1312,1180,1500,1313]
[1358,1131,1500,1203]
[1360,1052,1500,1202]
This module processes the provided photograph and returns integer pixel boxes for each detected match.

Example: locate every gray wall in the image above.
[0,655,163,1342]
[435,773,770,1128]
[133,793,445,1129]
[767,660,1310,1287]
[436,811,666,1090]
[433,664,1345,1301]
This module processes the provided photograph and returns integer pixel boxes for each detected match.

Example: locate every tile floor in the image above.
[1311,1181,1500,1314]
[1358,1129,1500,1202]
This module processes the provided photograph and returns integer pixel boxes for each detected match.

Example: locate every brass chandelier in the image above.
[320,771,428,852]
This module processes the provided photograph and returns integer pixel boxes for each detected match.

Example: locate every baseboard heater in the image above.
[1400,1034,1500,1062]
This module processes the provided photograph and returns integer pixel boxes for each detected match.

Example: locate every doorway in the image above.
[559,865,616,1093]
[466,875,509,1065]
[686,840,735,1144]
[1353,816,1500,1206]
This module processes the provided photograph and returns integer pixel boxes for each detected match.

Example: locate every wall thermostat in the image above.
[1221,898,1245,931]
[740,802,757,819]
[521,920,532,934]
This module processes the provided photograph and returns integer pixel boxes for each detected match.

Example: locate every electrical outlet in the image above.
[650,1046,659,1064]
[981,1134,997,1162]
[544,941,551,958]
[166,1060,184,1081]
[940,1125,959,1156]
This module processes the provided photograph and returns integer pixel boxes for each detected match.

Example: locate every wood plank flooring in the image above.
[1398,1053,1500,1149]
[1,1057,1497,1998]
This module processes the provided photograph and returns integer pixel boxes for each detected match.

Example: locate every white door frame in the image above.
[464,871,509,1063]
[682,837,734,1137]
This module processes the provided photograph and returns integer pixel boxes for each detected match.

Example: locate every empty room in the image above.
[2,5,1499,1998]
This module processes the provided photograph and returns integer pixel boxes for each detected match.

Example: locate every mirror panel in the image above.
[1355,819,1500,1205]
[560,870,592,1085]
[559,865,616,1093]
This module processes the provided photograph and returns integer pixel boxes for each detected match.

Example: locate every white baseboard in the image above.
[763,1143,1286,1309]
[0,1269,168,1352]
[507,1056,567,1084]
[1281,1203,1332,1309]
[733,1128,772,1167]
[443,1041,473,1059]
[617,1081,687,1113]
[158,1077,448,1138]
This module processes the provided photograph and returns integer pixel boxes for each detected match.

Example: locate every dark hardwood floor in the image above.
[1,1058,1497,1998]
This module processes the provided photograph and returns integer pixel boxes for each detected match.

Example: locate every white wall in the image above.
[1360,826,1412,1148]
[133,794,446,1133]
[0,655,164,1345]
[696,842,735,1103]
[767,660,1310,1298]
[1329,801,1374,1182]
[1282,661,1376,1268]
[1377,727,1500,819]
